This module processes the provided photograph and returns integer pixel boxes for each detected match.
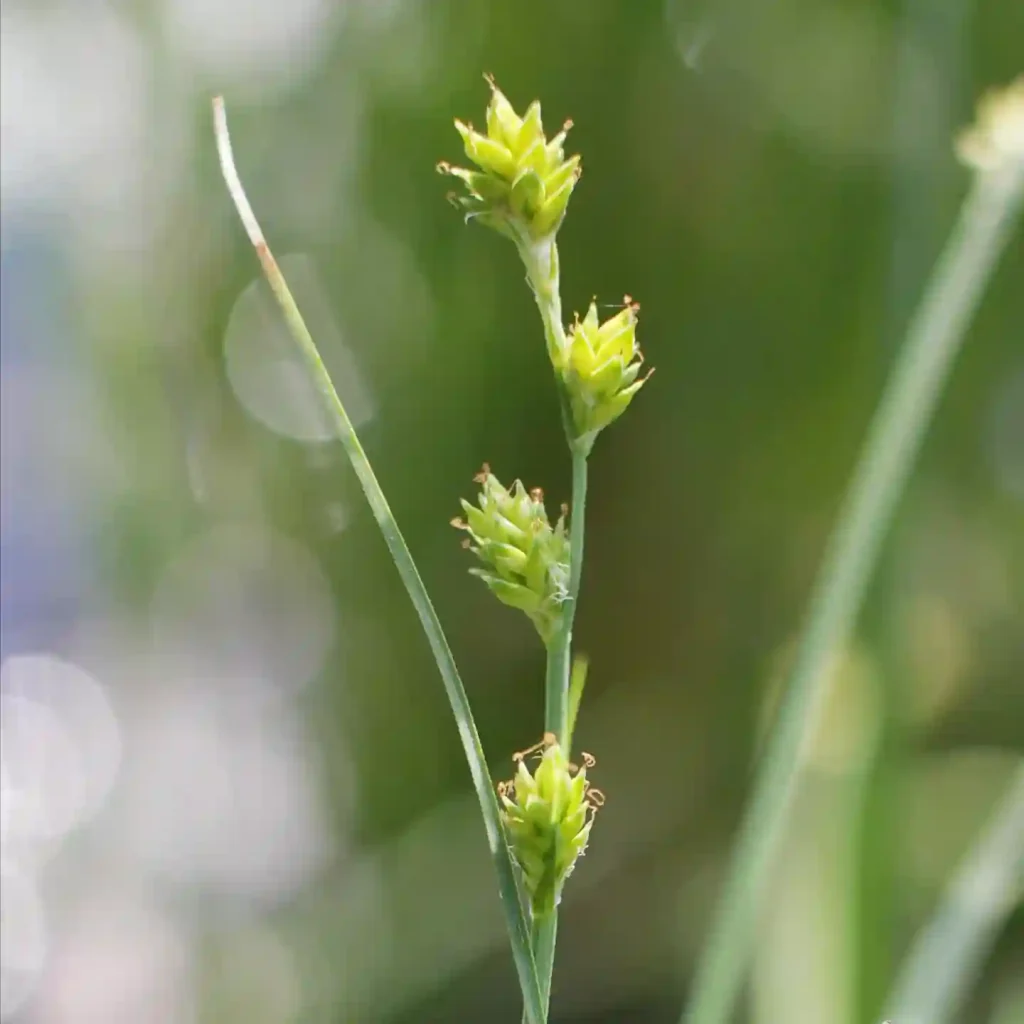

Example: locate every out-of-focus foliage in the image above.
[1,1,1021,1022]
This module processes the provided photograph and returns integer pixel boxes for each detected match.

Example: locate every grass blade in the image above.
[884,763,1024,1024]
[212,96,546,1024]
[684,158,1024,1024]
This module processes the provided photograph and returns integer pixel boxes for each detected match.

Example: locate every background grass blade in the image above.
[212,96,546,1024]
[884,763,1024,1024]
[684,158,1024,1024]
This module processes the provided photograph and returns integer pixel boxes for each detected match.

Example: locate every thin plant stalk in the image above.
[530,920,559,1019]
[525,643,571,1021]
[543,601,569,753]
[516,232,592,1021]
[684,166,1024,1024]
[529,449,590,1020]
[212,97,547,1024]
[548,448,590,750]
[884,763,1024,1024]
[517,236,591,752]
[520,237,568,381]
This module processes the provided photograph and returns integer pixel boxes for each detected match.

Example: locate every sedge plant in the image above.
[214,75,649,1022]
[214,71,1021,1024]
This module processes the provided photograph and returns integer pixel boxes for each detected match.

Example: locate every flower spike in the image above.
[556,296,653,442]
[440,77,582,242]
[453,465,570,644]
[498,734,603,916]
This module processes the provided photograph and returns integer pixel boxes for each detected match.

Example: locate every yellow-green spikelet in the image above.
[453,465,569,644]
[439,75,581,241]
[558,297,651,439]
[498,737,600,917]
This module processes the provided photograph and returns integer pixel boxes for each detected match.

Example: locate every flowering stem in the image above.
[543,647,567,761]
[515,232,591,1020]
[519,237,568,371]
[517,234,590,751]
[543,450,590,749]
[684,166,1024,1024]
[555,446,590,745]
[531,447,588,1019]
[212,96,547,1024]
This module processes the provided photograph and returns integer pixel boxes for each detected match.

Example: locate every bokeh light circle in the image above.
[223,254,375,443]
[118,685,333,906]
[150,523,336,697]
[0,862,47,1021]
[0,655,121,847]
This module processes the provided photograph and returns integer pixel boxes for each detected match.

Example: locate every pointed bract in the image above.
[510,169,545,219]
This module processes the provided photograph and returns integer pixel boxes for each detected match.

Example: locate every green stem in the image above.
[518,234,591,752]
[519,236,568,368]
[517,234,591,1021]
[544,646,566,759]
[212,97,546,1024]
[520,654,560,1024]
[528,465,588,1023]
[553,447,590,747]
[684,167,1024,1024]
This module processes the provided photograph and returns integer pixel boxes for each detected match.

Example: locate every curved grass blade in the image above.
[884,763,1024,1024]
[684,150,1024,1024]
[212,96,545,1024]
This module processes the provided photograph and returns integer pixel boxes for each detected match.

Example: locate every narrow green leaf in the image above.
[566,654,589,752]
[683,123,1024,1024]
[885,764,1024,1024]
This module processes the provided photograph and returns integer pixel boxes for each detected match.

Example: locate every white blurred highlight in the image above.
[1,696,83,851]
[0,863,47,1021]
[132,522,341,906]
[31,889,194,1024]
[116,683,333,906]
[150,523,336,696]
[162,0,343,96]
[224,254,376,443]
[0,6,145,208]
[0,655,121,849]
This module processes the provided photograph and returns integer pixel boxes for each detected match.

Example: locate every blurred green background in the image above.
[1,1,1022,1022]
